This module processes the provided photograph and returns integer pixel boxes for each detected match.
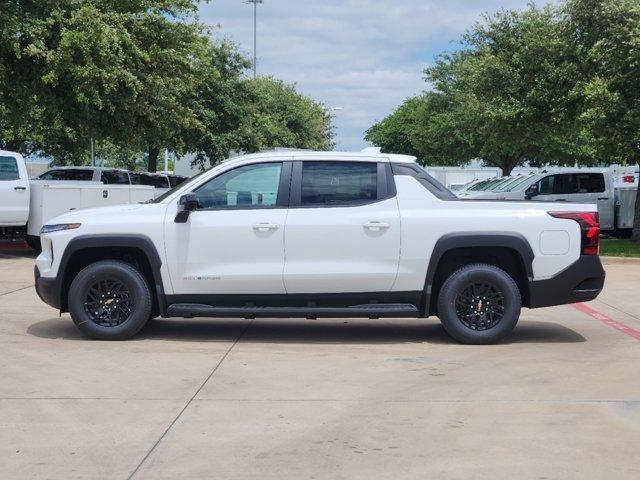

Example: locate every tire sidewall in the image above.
[438,264,521,344]
[68,261,151,340]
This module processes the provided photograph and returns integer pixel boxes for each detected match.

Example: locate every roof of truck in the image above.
[228,148,417,164]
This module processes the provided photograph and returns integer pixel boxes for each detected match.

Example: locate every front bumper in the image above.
[529,255,605,308]
[34,266,61,310]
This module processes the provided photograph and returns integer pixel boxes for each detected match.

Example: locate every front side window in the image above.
[0,156,20,181]
[301,161,377,206]
[537,175,556,195]
[194,162,283,210]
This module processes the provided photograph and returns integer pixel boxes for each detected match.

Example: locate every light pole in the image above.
[245,0,263,78]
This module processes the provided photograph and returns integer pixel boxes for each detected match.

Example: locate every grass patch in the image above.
[600,238,640,257]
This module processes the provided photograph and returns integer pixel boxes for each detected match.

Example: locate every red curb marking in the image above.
[0,241,29,251]
[572,302,640,341]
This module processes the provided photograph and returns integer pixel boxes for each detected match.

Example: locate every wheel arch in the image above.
[422,232,534,316]
[57,235,165,315]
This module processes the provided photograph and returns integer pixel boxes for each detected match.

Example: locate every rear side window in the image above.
[0,156,19,181]
[300,162,377,206]
[101,170,130,185]
[575,173,605,193]
[129,172,142,184]
[40,169,94,181]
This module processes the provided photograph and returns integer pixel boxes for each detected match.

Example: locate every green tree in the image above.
[190,76,334,170]
[365,96,425,160]
[368,4,585,175]
[0,1,207,169]
[564,0,640,239]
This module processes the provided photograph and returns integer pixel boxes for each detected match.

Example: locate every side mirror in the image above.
[174,193,199,223]
[525,184,538,200]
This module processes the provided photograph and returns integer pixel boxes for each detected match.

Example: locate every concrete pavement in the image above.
[1,249,639,479]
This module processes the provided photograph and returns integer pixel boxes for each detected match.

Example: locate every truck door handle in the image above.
[364,221,390,231]
[253,222,279,232]
[14,186,26,191]
[598,197,609,201]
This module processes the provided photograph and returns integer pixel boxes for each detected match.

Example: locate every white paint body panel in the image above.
[164,208,288,294]
[283,198,401,293]
[0,151,30,226]
[27,182,155,236]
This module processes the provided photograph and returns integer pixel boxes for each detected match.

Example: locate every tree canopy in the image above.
[0,1,333,170]
[366,0,640,176]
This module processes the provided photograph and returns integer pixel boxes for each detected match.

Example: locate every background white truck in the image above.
[457,168,638,233]
[0,150,156,249]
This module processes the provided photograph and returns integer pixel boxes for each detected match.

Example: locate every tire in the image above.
[25,235,41,251]
[437,263,521,345]
[68,260,152,340]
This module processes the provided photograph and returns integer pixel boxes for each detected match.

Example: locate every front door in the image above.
[165,161,290,295]
[283,160,401,293]
[0,153,29,226]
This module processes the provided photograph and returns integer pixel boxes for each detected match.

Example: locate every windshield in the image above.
[492,176,524,192]
[468,180,493,191]
[499,174,536,192]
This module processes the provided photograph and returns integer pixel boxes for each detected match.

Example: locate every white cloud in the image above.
[199,0,556,150]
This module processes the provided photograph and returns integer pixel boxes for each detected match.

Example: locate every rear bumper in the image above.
[34,266,61,310]
[529,255,605,308]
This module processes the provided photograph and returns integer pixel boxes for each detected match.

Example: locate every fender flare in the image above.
[56,234,165,315]
[421,232,535,315]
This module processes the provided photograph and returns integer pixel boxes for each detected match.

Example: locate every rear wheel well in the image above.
[428,246,529,315]
[60,247,157,312]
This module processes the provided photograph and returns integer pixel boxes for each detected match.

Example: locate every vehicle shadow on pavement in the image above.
[27,317,586,344]
[0,249,38,259]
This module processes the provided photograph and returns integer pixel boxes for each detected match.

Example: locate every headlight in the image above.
[40,223,81,234]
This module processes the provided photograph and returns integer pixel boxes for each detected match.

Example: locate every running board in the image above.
[166,303,419,319]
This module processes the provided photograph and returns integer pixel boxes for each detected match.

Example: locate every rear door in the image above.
[574,173,613,230]
[0,153,29,226]
[283,160,400,293]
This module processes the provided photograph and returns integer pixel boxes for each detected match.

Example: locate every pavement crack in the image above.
[0,284,33,297]
[126,319,253,480]
[596,298,640,322]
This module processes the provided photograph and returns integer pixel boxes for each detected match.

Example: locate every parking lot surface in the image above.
[1,247,639,479]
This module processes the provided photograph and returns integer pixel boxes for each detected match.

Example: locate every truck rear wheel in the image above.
[437,263,521,345]
[68,260,152,340]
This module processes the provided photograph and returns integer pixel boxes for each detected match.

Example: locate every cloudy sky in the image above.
[199,0,552,151]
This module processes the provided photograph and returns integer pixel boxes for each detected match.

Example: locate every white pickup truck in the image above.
[35,150,605,344]
[458,169,638,232]
[0,150,155,249]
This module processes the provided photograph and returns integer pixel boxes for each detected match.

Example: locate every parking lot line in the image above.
[573,302,640,341]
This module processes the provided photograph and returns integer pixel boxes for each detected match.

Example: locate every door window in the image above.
[538,174,574,195]
[300,161,377,206]
[101,170,131,185]
[0,156,19,181]
[194,162,283,210]
[574,173,605,193]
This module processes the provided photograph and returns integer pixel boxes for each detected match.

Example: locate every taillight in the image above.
[548,211,600,255]
[622,175,635,183]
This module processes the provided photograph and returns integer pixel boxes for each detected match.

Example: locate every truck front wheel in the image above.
[437,263,521,345]
[68,260,152,340]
